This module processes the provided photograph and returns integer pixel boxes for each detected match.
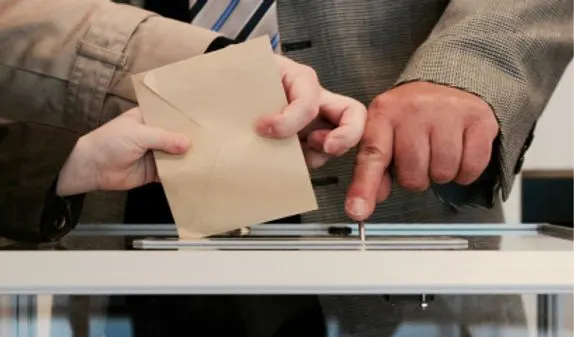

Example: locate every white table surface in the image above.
[0,249,572,295]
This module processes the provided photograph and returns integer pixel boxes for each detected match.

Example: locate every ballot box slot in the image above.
[130,237,469,250]
[70,223,543,238]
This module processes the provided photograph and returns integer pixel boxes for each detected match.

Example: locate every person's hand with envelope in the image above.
[55,107,191,197]
[255,55,367,170]
[57,61,366,196]
[57,39,366,239]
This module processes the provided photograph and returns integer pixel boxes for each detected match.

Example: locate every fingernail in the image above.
[309,154,329,169]
[347,197,368,219]
[265,125,274,136]
[324,136,346,155]
[176,136,190,150]
[256,123,274,137]
[323,138,335,154]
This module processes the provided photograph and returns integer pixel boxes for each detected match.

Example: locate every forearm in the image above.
[0,122,85,242]
[56,136,98,197]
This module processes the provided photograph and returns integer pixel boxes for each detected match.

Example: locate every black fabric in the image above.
[281,40,313,53]
[117,295,325,337]
[0,122,84,243]
[205,36,238,53]
[272,299,326,337]
[124,184,174,224]
[189,0,208,22]
[235,0,276,42]
[124,184,302,224]
[143,0,189,23]
[123,295,248,337]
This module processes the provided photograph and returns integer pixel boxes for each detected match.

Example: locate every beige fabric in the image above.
[0,0,219,130]
[0,0,221,223]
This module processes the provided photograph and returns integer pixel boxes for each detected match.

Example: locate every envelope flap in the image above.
[142,36,285,137]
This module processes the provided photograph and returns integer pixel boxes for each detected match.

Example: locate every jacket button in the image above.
[514,155,525,174]
[524,128,535,149]
[53,216,67,230]
[281,40,313,53]
[514,128,535,174]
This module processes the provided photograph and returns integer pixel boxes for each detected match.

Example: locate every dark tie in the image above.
[188,0,280,50]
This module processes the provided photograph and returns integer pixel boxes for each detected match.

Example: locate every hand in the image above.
[56,108,190,196]
[256,55,367,168]
[346,82,499,220]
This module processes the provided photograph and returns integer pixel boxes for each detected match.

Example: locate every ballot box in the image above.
[0,223,572,337]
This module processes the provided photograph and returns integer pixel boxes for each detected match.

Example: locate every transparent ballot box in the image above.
[0,223,572,337]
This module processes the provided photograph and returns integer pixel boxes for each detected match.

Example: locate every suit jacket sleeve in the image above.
[395,0,573,203]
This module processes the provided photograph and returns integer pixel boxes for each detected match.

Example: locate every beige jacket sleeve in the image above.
[0,0,231,237]
[0,0,222,132]
[395,0,573,202]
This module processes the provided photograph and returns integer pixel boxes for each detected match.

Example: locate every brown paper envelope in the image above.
[131,36,318,239]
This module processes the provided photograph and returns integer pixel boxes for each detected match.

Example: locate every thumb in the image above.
[135,126,190,155]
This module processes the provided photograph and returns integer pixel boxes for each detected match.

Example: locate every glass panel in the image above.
[0,224,571,337]
[1,223,571,251]
[1,294,572,337]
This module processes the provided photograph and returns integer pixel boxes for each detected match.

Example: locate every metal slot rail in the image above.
[132,237,469,250]
[70,223,543,238]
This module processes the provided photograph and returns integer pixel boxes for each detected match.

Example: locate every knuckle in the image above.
[431,155,459,182]
[273,128,292,139]
[463,162,485,179]
[300,64,318,80]
[357,144,391,165]
[472,97,494,113]
[431,168,456,183]
[408,93,427,109]
[398,174,429,191]
[485,119,500,138]
[304,106,319,120]
[369,93,393,113]
[346,96,366,113]
[458,160,487,184]
[369,91,426,121]
[270,121,291,139]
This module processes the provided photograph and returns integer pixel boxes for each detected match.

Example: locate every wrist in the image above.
[56,135,98,197]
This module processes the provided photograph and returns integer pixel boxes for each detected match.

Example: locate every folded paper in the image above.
[131,36,318,238]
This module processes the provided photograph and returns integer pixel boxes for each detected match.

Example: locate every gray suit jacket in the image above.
[268,2,570,336]
[274,0,572,226]
[0,0,571,336]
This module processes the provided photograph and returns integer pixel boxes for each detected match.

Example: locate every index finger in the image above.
[256,62,321,138]
[345,114,394,221]
[318,90,367,156]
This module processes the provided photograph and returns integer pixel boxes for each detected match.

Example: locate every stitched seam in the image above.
[76,40,128,67]
[64,7,153,129]
[93,64,115,126]
[0,63,67,82]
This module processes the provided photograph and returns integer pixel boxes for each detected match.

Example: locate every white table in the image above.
[0,223,572,337]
